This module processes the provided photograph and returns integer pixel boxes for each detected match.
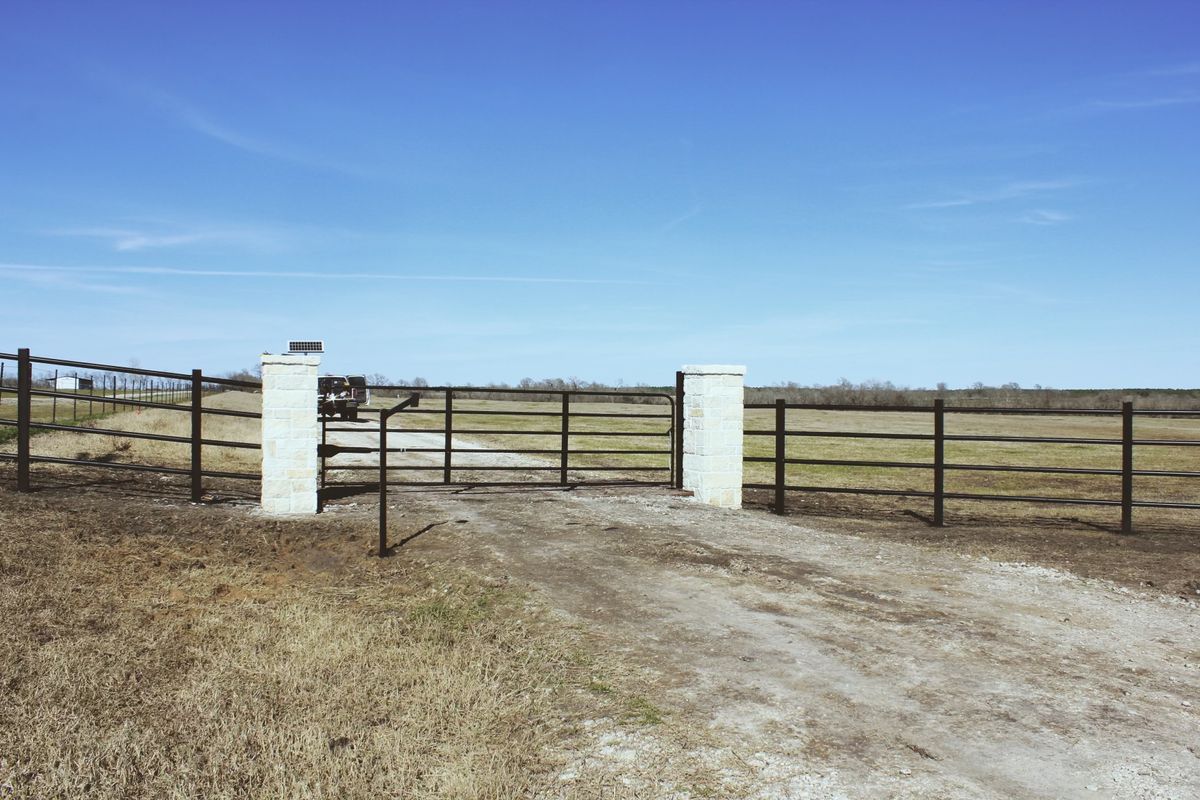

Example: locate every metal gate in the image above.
[318,381,682,501]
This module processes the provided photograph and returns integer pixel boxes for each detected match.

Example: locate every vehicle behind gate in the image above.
[318,375,369,421]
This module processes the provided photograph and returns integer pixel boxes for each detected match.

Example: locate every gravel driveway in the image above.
[352,485,1200,799]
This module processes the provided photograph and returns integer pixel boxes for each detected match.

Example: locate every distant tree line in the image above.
[744,379,1200,411]
[189,367,1200,411]
[363,376,669,405]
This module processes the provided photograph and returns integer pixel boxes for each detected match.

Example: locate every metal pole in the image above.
[933,399,945,527]
[72,372,77,421]
[674,370,684,490]
[376,393,418,555]
[1122,401,1134,534]
[379,408,389,557]
[560,392,570,485]
[320,416,327,493]
[191,369,203,502]
[17,348,31,491]
[52,369,58,423]
[774,398,786,515]
[443,389,453,484]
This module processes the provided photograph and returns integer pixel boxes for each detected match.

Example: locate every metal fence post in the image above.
[1122,401,1134,534]
[17,348,31,491]
[379,409,389,556]
[52,369,58,423]
[774,398,786,515]
[560,392,570,485]
[674,370,684,490]
[320,416,327,496]
[443,389,453,484]
[934,399,945,526]
[191,369,203,502]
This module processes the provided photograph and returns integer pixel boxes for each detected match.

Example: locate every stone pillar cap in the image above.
[681,364,746,376]
[261,354,321,366]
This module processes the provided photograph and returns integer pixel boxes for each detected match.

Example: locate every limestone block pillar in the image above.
[261,354,320,514]
[681,364,746,508]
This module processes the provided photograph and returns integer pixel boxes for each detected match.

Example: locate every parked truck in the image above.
[318,374,370,421]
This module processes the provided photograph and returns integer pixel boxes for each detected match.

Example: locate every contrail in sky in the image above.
[0,262,655,286]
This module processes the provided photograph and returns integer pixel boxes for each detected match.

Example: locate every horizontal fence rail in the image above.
[319,384,679,496]
[1,348,262,498]
[744,398,1200,533]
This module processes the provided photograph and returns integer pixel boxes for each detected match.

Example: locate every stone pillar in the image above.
[261,354,320,514]
[681,364,746,508]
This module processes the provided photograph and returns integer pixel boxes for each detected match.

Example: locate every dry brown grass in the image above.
[0,484,719,799]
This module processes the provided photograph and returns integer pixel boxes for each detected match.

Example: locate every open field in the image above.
[0,392,137,445]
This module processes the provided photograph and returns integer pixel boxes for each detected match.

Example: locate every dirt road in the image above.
[354,486,1199,799]
[323,423,597,484]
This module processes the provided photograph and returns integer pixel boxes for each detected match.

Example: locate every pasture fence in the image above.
[744,400,1200,533]
[1,348,262,499]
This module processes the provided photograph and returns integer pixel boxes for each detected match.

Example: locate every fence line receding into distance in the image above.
[1,348,262,499]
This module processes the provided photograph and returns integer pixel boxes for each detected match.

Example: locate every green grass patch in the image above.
[623,696,664,726]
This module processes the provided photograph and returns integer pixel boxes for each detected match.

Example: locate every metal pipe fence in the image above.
[319,383,679,494]
[745,400,1200,533]
[0,348,262,498]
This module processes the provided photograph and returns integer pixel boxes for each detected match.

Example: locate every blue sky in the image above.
[2,1,1198,387]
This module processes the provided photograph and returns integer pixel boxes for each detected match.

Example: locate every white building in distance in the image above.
[54,376,94,391]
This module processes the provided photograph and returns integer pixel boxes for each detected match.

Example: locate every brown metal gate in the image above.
[319,382,682,500]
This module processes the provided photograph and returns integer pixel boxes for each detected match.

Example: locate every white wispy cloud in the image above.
[43,226,285,252]
[1085,95,1200,111]
[144,90,378,178]
[6,269,154,296]
[0,262,656,286]
[854,142,1058,171]
[905,179,1077,210]
[1016,209,1072,226]
[1130,61,1200,78]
